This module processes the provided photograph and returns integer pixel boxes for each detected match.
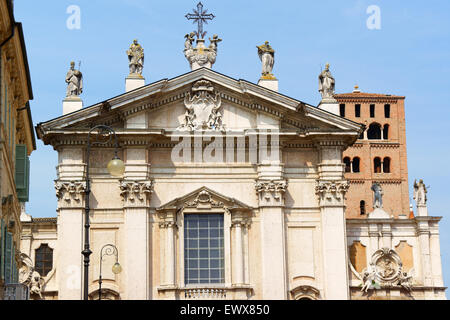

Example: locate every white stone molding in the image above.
[231,212,252,286]
[290,285,321,300]
[315,180,349,207]
[54,180,86,206]
[119,180,153,206]
[255,180,288,207]
[359,248,414,293]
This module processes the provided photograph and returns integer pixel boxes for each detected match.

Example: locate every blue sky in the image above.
[15,1,450,290]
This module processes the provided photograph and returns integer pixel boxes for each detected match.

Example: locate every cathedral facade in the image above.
[19,21,446,300]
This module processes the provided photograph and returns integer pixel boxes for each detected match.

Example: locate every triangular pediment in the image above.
[156,186,253,212]
[36,68,363,144]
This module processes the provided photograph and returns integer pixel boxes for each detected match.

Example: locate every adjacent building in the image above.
[0,0,36,299]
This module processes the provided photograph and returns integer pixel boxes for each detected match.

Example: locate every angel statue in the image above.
[318,63,335,100]
[65,61,83,97]
[361,267,377,293]
[257,41,275,79]
[184,32,196,51]
[413,179,428,206]
[127,39,144,75]
[209,34,222,52]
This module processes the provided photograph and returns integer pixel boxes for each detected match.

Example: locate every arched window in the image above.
[360,200,366,215]
[343,157,351,173]
[352,157,361,173]
[367,123,382,140]
[35,244,53,277]
[374,157,382,173]
[383,124,389,140]
[383,157,391,173]
[370,104,376,118]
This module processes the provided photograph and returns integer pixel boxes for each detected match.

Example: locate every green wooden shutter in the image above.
[15,144,30,202]
[5,231,12,284]
[0,220,4,281]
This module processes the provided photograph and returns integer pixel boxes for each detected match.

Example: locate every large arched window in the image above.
[367,123,382,140]
[343,157,351,173]
[35,244,53,277]
[383,124,390,140]
[374,157,382,173]
[352,157,361,173]
[383,157,391,173]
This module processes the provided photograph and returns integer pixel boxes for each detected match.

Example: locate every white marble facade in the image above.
[22,68,446,300]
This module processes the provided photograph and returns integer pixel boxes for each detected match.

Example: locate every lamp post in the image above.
[82,125,125,300]
[98,244,122,300]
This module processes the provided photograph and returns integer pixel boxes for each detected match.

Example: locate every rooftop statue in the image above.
[127,39,144,76]
[257,41,275,79]
[371,182,383,209]
[318,63,335,101]
[65,61,83,97]
[413,179,428,206]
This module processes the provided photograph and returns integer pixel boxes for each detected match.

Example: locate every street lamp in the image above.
[98,244,122,300]
[82,125,125,300]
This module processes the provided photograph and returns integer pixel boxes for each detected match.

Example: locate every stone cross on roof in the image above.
[185,2,215,39]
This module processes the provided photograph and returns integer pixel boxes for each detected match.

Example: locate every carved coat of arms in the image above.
[178,80,224,131]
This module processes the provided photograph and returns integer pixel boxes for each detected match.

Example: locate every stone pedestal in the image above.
[258,78,279,92]
[126,74,145,92]
[417,205,429,217]
[63,96,83,115]
[318,98,339,116]
[368,208,391,219]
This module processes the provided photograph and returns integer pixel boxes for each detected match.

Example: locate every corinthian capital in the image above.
[55,180,86,205]
[255,180,287,206]
[315,180,349,207]
[120,180,153,205]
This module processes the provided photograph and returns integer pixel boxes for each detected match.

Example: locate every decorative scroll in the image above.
[119,180,153,205]
[255,180,287,206]
[55,181,86,204]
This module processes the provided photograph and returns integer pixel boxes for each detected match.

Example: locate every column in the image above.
[231,214,244,286]
[159,211,176,287]
[255,178,288,300]
[315,141,350,300]
[381,223,392,249]
[121,179,153,300]
[55,147,86,300]
[55,180,86,300]
[429,221,445,290]
[416,218,432,288]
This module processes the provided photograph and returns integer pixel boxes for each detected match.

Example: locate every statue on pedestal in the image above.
[127,39,144,75]
[65,61,83,97]
[257,41,275,79]
[371,182,383,209]
[413,179,428,206]
[318,63,335,100]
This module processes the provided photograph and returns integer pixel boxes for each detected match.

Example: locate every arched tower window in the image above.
[383,157,391,173]
[367,123,382,140]
[374,157,382,173]
[383,124,389,140]
[352,157,361,173]
[343,157,351,173]
[360,200,366,215]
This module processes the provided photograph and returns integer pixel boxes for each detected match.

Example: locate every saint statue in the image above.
[65,61,83,97]
[318,63,335,100]
[127,39,144,75]
[413,179,428,206]
[371,182,383,209]
[208,34,222,52]
[257,41,275,79]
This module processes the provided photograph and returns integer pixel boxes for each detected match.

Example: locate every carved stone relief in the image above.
[315,181,349,206]
[119,180,153,205]
[255,180,287,206]
[55,181,86,206]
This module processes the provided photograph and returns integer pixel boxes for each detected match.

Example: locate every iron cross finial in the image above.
[185,2,215,39]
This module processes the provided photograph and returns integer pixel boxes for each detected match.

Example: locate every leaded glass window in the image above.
[35,244,53,277]
[184,214,224,285]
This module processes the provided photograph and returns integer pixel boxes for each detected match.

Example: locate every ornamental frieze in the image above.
[184,190,224,209]
[315,180,349,206]
[119,180,153,205]
[55,181,86,204]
